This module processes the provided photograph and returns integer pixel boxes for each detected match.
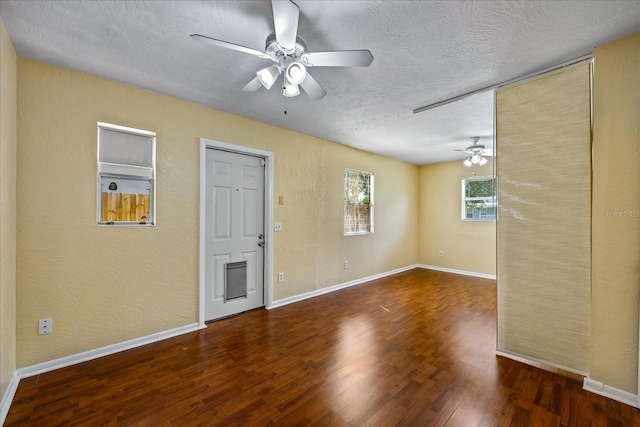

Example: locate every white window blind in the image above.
[98,123,154,178]
[98,127,153,167]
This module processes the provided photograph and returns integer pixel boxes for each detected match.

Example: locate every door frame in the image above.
[198,138,274,327]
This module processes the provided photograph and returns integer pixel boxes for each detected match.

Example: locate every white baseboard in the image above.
[583,377,639,409]
[419,264,496,280]
[0,322,204,423]
[17,322,204,379]
[0,371,20,426]
[269,264,419,309]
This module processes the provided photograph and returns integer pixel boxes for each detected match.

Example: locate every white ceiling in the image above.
[1,1,639,165]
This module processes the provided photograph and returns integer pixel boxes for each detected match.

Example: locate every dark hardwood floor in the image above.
[6,269,640,426]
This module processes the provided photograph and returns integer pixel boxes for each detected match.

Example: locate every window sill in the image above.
[98,222,155,227]
[344,231,374,236]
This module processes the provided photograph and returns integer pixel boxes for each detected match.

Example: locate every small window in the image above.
[344,169,374,235]
[462,176,496,221]
[97,123,155,225]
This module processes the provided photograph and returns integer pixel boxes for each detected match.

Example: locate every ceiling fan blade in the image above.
[190,34,270,59]
[299,73,326,100]
[302,50,374,67]
[242,76,264,92]
[271,0,299,50]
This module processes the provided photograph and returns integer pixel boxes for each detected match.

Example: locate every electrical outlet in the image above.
[39,318,52,335]
[278,272,284,283]
[274,222,282,232]
[439,250,444,257]
[344,260,349,269]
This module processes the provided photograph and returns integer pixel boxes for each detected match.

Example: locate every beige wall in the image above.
[274,142,419,297]
[0,19,18,400]
[591,31,640,394]
[16,58,419,367]
[418,159,496,276]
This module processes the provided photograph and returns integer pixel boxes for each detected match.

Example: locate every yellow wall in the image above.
[16,58,419,367]
[274,142,419,297]
[591,31,640,394]
[418,159,496,276]
[0,19,17,399]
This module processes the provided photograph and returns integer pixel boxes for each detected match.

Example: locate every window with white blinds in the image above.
[97,122,155,225]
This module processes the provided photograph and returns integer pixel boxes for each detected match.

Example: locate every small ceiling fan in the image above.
[455,137,494,167]
[191,0,373,100]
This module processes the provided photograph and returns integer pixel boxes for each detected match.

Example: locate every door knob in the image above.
[258,241,265,247]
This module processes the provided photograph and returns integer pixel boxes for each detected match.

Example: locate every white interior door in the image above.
[205,148,265,321]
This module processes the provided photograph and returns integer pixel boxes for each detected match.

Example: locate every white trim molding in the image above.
[269,265,419,309]
[583,378,639,409]
[17,323,203,379]
[419,264,496,280]
[0,322,202,425]
[0,371,20,426]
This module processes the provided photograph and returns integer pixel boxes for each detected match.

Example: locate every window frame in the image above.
[461,175,497,222]
[97,122,156,226]
[344,168,374,236]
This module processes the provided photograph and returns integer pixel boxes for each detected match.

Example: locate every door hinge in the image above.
[260,159,266,167]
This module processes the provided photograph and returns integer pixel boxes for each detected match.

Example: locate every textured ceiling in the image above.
[2,1,639,164]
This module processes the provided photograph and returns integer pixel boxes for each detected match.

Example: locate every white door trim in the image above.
[199,138,274,327]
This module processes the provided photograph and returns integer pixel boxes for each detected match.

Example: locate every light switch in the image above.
[274,222,282,231]
[278,196,284,205]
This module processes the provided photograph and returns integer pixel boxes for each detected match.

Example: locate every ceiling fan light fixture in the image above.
[257,65,281,90]
[285,61,307,85]
[459,137,490,167]
[192,0,373,100]
[283,81,300,97]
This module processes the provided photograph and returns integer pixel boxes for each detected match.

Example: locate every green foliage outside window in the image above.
[463,176,497,220]
[344,169,374,234]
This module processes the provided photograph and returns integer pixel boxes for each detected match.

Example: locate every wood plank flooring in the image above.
[6,269,640,426]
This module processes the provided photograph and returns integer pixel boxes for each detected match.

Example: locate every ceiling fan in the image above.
[456,137,494,167]
[190,0,373,100]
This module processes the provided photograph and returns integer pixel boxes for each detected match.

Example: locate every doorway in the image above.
[199,139,273,323]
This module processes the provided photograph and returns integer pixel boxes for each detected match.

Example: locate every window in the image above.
[462,176,496,221]
[344,169,374,235]
[97,122,155,225]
